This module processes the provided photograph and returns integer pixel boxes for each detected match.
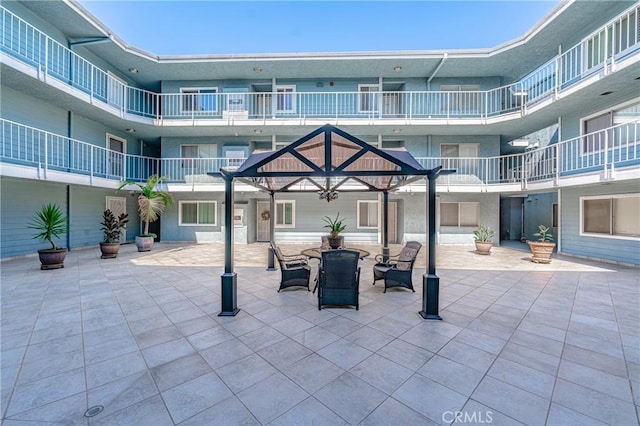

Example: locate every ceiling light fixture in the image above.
[508,138,529,147]
[125,128,135,133]
[600,91,613,96]
[393,66,402,72]
[392,128,401,134]
[253,129,262,134]
[253,67,262,73]
[128,68,139,74]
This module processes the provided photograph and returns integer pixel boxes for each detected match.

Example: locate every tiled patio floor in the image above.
[1,242,639,425]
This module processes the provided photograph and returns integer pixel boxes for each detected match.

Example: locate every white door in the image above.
[257,201,270,242]
[106,196,127,242]
[107,134,126,178]
[388,201,398,243]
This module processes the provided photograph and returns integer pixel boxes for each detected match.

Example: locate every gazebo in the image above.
[210,125,453,319]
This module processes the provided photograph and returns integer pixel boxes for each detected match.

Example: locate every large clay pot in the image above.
[99,242,121,259]
[327,235,344,249]
[38,248,68,270]
[135,236,154,252]
[527,241,556,264]
[475,241,493,255]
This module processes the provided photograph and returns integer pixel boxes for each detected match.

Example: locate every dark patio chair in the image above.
[372,241,422,292]
[272,244,311,292]
[317,249,361,310]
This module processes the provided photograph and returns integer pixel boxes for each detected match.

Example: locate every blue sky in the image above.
[78,1,559,55]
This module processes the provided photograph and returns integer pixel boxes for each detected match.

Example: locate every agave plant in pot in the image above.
[99,209,129,259]
[29,203,68,270]
[528,224,556,264]
[473,224,495,255]
[322,213,346,249]
[118,174,173,252]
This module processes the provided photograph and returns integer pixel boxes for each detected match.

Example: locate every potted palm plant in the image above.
[473,224,495,255]
[99,209,129,259]
[118,174,173,252]
[528,224,556,263]
[29,203,68,270]
[322,213,346,249]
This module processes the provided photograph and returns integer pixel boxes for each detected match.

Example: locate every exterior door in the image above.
[257,201,270,242]
[107,134,126,178]
[106,196,126,242]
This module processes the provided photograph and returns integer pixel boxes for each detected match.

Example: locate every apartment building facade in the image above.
[1,0,639,265]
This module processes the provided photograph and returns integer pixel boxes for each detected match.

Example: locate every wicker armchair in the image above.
[372,241,422,292]
[272,244,311,292]
[317,249,361,310]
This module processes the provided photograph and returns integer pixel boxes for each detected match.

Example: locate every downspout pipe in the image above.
[427,53,448,90]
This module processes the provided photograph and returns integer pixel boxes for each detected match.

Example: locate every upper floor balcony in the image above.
[1,4,639,126]
[2,118,638,193]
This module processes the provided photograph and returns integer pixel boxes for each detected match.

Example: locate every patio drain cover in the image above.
[84,405,104,417]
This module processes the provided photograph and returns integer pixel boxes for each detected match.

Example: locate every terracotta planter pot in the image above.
[135,236,154,252]
[100,242,121,259]
[527,241,556,264]
[327,236,344,249]
[38,248,67,270]
[475,241,493,255]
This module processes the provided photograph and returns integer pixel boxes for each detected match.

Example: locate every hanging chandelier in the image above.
[318,190,339,203]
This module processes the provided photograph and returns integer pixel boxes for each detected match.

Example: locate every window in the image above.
[440,85,481,114]
[552,203,559,228]
[358,200,378,228]
[581,194,640,239]
[275,201,295,227]
[181,144,217,169]
[275,86,296,113]
[181,88,218,113]
[358,84,379,113]
[224,150,246,169]
[440,202,479,227]
[582,101,640,153]
[179,201,217,226]
[441,143,479,170]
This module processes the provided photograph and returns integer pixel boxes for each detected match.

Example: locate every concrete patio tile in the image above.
[87,371,157,419]
[127,315,173,335]
[29,322,82,345]
[134,324,183,349]
[6,367,85,417]
[220,315,266,337]
[350,353,413,394]
[185,325,235,351]
[460,399,525,426]
[317,338,373,370]
[199,338,254,370]
[452,329,507,355]
[314,373,387,424]
[141,337,196,368]
[270,316,316,336]
[552,378,638,425]
[500,341,561,376]
[558,359,634,402]
[237,325,287,352]
[16,349,84,385]
[392,375,468,425]
[317,316,364,337]
[546,402,608,425]
[178,396,259,426]
[161,372,233,424]
[437,340,496,373]
[86,351,148,389]
[361,397,436,426]
[565,330,625,359]
[366,316,413,337]
[562,344,629,378]
[271,396,348,426]
[150,352,213,392]
[419,355,485,396]
[509,329,564,358]
[471,376,550,425]
[399,325,453,353]
[237,373,308,424]
[4,392,86,425]
[216,353,278,394]
[258,338,313,369]
[377,338,434,372]
[90,395,173,426]
[344,325,395,352]
[487,357,556,399]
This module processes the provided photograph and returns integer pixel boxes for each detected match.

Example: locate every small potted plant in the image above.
[29,203,68,270]
[99,209,129,259]
[473,224,495,255]
[118,174,173,252]
[528,225,556,263]
[322,212,346,249]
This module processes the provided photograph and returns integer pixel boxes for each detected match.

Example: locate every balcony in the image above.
[2,118,638,192]
[1,4,639,126]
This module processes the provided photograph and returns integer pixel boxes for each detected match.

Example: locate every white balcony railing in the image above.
[1,4,638,123]
[2,118,638,189]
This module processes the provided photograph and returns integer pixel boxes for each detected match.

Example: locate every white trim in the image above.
[358,84,380,113]
[179,200,218,226]
[579,193,640,240]
[275,200,295,228]
[180,87,219,113]
[357,200,379,229]
[106,133,127,151]
[274,85,296,113]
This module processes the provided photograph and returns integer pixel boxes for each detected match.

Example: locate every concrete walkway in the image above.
[1,242,638,425]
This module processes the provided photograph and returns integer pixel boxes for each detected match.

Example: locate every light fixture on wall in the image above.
[318,190,339,203]
[125,128,135,133]
[508,138,529,147]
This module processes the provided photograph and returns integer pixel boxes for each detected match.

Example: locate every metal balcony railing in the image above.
[1,4,638,123]
[2,118,638,189]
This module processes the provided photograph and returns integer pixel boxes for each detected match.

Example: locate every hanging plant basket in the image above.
[261,210,271,220]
